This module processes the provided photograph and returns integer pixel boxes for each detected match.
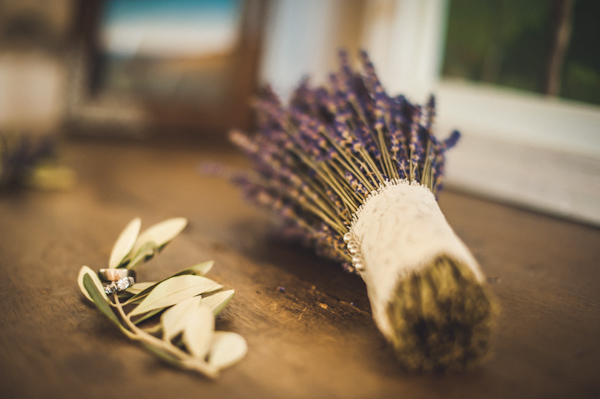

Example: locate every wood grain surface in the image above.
[1,137,599,399]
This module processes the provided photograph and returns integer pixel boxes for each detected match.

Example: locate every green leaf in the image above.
[208,332,247,370]
[109,218,141,268]
[202,290,235,316]
[129,275,222,317]
[78,265,109,303]
[130,217,187,257]
[132,308,164,324]
[126,281,157,296]
[123,283,160,305]
[141,342,185,367]
[183,305,214,360]
[124,262,216,305]
[173,261,214,277]
[161,295,203,341]
[126,241,158,270]
[141,323,163,335]
[83,274,122,328]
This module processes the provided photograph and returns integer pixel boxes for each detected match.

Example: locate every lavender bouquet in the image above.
[229,51,495,371]
[1,133,74,190]
[0,133,54,188]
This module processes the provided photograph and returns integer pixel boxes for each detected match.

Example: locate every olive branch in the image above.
[77,218,246,379]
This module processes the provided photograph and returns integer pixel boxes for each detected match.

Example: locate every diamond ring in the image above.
[97,269,136,295]
[103,276,135,295]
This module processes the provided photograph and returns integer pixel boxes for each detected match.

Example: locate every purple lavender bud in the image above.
[443,130,461,150]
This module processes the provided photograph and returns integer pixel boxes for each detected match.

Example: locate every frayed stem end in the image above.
[386,255,497,372]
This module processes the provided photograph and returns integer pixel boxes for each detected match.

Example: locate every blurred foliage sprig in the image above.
[0,132,74,191]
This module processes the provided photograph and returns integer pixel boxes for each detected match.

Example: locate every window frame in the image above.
[261,0,600,225]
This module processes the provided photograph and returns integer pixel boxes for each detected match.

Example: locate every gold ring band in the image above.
[97,268,136,282]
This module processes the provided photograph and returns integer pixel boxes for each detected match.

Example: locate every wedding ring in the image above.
[98,268,136,282]
[103,276,136,295]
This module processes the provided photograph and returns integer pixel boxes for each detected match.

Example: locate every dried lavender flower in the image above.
[229,51,495,372]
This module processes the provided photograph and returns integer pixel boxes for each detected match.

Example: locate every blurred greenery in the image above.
[442,0,600,105]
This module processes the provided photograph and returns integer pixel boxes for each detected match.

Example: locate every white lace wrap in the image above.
[347,180,484,340]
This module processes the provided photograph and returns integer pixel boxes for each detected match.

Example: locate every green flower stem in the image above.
[112,293,219,379]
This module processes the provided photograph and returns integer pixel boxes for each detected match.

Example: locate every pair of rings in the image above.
[98,269,136,295]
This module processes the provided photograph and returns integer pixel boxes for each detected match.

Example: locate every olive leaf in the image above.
[141,342,184,367]
[125,281,157,296]
[129,275,222,317]
[133,308,165,325]
[83,274,125,331]
[140,323,162,335]
[201,290,235,316]
[183,305,214,360]
[126,241,158,270]
[109,218,141,268]
[123,261,216,305]
[208,332,248,370]
[130,217,187,259]
[173,260,214,277]
[161,295,203,341]
[78,265,108,302]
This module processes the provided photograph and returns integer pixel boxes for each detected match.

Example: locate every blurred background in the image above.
[0,0,598,224]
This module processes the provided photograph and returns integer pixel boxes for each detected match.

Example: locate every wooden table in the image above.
[1,137,599,399]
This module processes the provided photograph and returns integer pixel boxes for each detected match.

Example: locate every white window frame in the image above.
[261,0,600,225]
